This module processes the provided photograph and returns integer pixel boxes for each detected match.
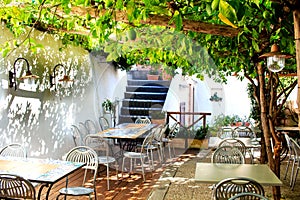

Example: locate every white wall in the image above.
[0,27,126,159]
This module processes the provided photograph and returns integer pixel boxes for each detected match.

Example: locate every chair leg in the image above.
[292,164,299,190]
[284,157,292,180]
[106,164,110,190]
[122,157,126,178]
[140,156,145,182]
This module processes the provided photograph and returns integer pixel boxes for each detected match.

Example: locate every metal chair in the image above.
[218,127,234,139]
[218,138,254,164]
[84,134,118,190]
[162,122,180,159]
[212,146,245,164]
[283,133,294,183]
[213,177,265,200]
[71,125,84,146]
[121,131,155,181]
[233,126,256,139]
[85,119,98,134]
[289,137,300,190]
[0,174,36,199]
[135,117,151,124]
[0,143,27,158]
[56,146,99,200]
[99,116,110,131]
[228,192,268,200]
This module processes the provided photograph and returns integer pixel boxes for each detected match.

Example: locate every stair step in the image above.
[126,85,169,92]
[121,99,165,107]
[125,92,167,100]
[118,115,152,124]
[120,106,163,116]
[128,80,171,87]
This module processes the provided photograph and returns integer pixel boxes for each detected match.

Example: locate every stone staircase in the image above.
[118,71,171,123]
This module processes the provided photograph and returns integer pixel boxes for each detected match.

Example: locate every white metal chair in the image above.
[213,177,265,200]
[283,133,294,183]
[71,125,84,146]
[228,192,268,200]
[84,134,118,190]
[135,117,151,124]
[0,143,27,158]
[218,127,234,139]
[233,126,256,139]
[99,116,110,131]
[289,137,300,190]
[0,174,36,199]
[56,146,99,200]
[152,123,169,162]
[212,146,245,164]
[121,131,155,181]
[162,122,180,159]
[85,119,98,134]
[218,138,254,164]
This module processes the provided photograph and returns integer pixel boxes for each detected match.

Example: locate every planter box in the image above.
[171,138,208,149]
[147,74,160,80]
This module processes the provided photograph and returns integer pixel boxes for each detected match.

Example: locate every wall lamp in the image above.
[49,64,73,90]
[259,44,292,73]
[9,57,39,90]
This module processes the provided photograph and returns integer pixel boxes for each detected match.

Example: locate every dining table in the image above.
[0,156,85,199]
[194,162,282,186]
[98,123,157,153]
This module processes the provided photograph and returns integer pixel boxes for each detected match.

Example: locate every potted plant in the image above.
[102,99,112,113]
[147,69,160,80]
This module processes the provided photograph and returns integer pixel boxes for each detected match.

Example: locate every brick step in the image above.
[118,115,152,124]
[120,107,163,116]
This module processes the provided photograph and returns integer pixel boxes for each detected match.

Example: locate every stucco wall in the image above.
[0,27,126,159]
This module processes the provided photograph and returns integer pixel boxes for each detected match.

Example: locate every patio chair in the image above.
[85,119,98,134]
[218,127,234,139]
[99,116,110,131]
[0,174,36,199]
[228,192,268,200]
[0,143,27,158]
[162,122,180,159]
[84,134,118,190]
[135,117,151,124]
[212,146,245,164]
[121,130,155,181]
[218,138,254,164]
[283,133,294,183]
[233,126,256,139]
[56,146,98,200]
[71,125,84,146]
[213,177,265,200]
[289,138,300,190]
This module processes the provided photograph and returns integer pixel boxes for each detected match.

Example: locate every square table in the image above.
[0,157,85,199]
[194,162,282,186]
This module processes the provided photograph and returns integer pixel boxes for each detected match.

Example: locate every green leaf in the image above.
[219,0,238,26]
[206,4,212,15]
[211,0,220,10]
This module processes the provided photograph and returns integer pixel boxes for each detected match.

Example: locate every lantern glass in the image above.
[267,55,285,72]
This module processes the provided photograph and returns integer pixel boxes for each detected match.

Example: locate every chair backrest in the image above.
[233,126,256,139]
[140,131,155,152]
[0,174,36,199]
[212,146,245,164]
[167,122,180,138]
[228,192,268,200]
[214,177,265,200]
[135,117,151,124]
[78,122,89,139]
[65,146,99,186]
[71,125,84,146]
[85,119,98,134]
[153,125,164,142]
[0,143,27,158]
[218,127,234,139]
[99,116,110,131]
[290,137,300,159]
[218,138,247,156]
[84,134,113,157]
[284,133,293,154]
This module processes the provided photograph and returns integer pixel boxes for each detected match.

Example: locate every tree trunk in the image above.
[294,8,300,128]
[257,63,281,200]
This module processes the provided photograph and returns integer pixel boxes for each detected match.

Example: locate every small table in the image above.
[194,163,282,186]
[0,157,85,199]
[99,123,157,152]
